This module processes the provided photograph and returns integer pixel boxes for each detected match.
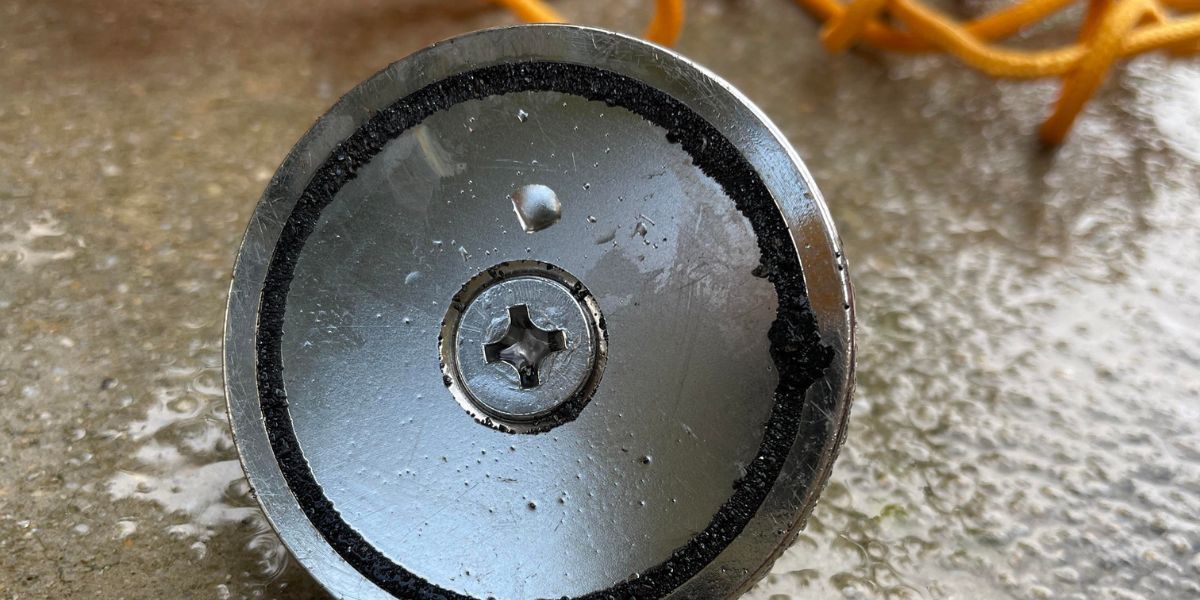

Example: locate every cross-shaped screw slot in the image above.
[483,304,567,389]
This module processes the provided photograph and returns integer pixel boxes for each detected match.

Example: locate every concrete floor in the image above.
[2,0,1199,598]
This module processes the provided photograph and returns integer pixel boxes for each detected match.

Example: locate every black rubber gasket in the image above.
[255,61,833,599]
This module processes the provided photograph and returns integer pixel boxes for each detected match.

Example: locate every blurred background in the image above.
[2,0,1199,598]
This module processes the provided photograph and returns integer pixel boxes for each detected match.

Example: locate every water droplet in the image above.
[510,184,562,233]
[594,228,617,245]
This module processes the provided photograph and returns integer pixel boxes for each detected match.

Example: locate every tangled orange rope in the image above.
[493,0,1200,145]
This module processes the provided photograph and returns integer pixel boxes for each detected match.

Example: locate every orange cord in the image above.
[495,0,1200,145]
[490,0,685,45]
[490,0,566,24]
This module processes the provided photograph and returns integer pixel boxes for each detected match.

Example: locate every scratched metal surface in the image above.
[2,0,1199,598]
[222,24,853,599]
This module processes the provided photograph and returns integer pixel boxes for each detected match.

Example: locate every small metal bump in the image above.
[511,183,562,233]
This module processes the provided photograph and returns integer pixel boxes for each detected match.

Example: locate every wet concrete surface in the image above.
[2,0,1199,598]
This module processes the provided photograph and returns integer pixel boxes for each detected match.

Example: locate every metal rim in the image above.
[225,24,855,599]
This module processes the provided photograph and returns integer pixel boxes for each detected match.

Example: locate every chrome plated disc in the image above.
[225,24,854,600]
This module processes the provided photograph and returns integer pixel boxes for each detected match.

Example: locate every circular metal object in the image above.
[440,260,607,432]
[225,24,855,600]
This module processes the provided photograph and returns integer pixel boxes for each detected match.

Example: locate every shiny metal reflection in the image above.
[224,24,854,600]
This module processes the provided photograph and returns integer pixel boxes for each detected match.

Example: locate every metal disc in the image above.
[225,24,854,600]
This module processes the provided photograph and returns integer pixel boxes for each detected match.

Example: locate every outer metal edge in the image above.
[224,24,854,600]
[640,29,855,600]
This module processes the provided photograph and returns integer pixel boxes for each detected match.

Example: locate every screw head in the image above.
[440,261,606,431]
[482,304,568,389]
